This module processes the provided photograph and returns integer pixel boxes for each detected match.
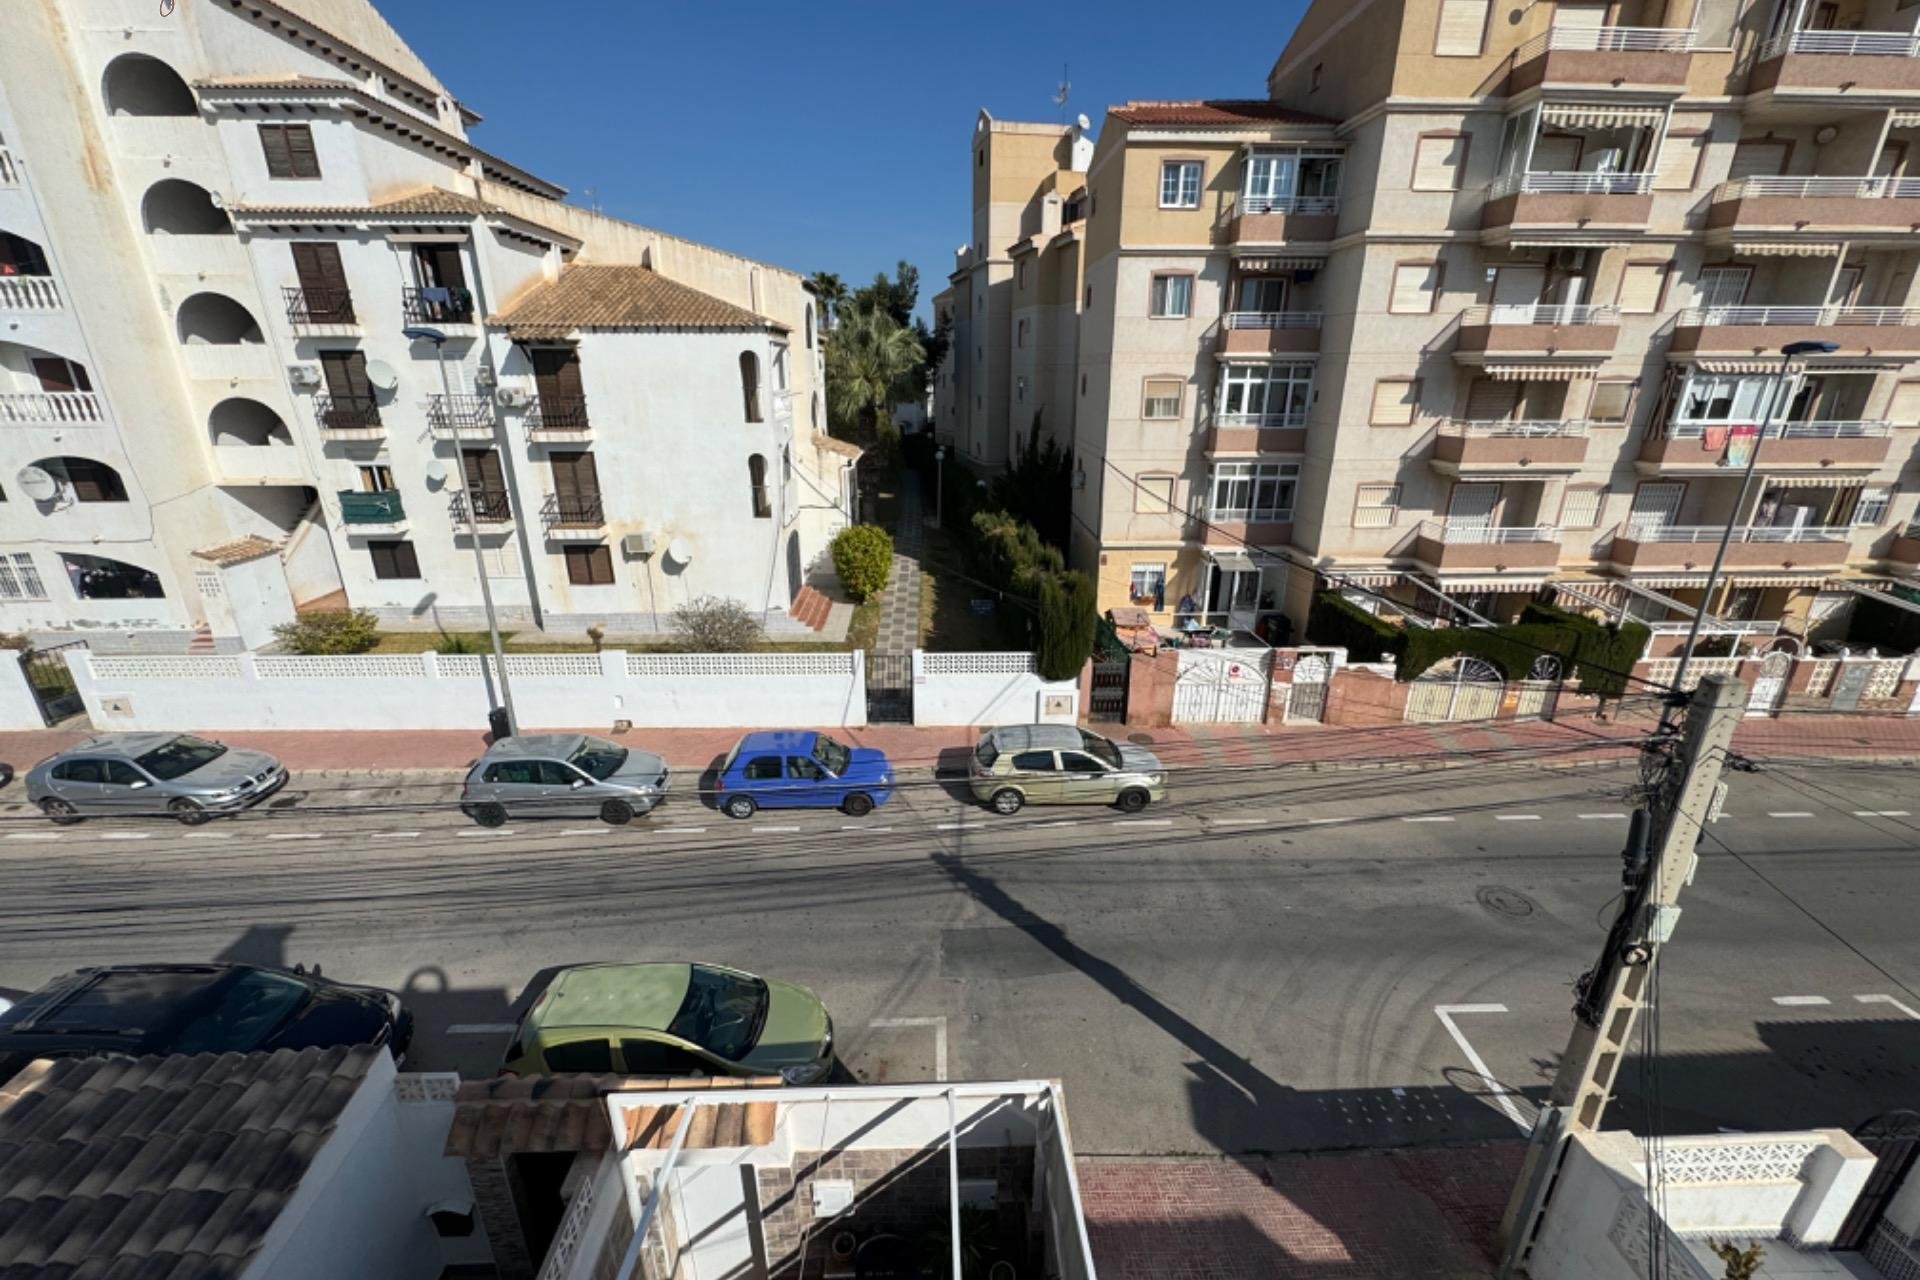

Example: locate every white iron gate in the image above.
[1172,648,1271,724]
[1512,654,1563,720]
[1284,653,1331,723]
[1746,649,1791,716]
[1406,656,1504,723]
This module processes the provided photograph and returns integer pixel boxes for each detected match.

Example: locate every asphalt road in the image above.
[0,750,1915,1156]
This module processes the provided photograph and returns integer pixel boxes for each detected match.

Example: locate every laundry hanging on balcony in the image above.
[1725,425,1758,468]
[1538,104,1667,130]
[1703,425,1729,452]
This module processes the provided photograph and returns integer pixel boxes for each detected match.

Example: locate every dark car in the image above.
[713,731,893,818]
[0,963,411,1079]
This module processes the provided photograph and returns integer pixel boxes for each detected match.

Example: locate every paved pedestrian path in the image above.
[871,471,925,653]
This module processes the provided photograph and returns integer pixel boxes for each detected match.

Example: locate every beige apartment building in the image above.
[950,0,1920,648]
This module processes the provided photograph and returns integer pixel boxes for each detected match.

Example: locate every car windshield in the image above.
[134,735,228,781]
[569,737,628,781]
[171,970,310,1053]
[667,965,769,1060]
[811,735,851,776]
[1080,732,1123,769]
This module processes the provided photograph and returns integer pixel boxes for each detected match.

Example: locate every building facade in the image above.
[0,0,843,649]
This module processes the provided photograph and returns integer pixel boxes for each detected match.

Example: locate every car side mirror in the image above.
[129,780,149,789]
[570,778,588,789]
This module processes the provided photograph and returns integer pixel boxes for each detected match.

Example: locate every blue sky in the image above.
[384,1,1306,319]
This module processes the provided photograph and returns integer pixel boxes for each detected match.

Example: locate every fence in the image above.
[912,652,1080,727]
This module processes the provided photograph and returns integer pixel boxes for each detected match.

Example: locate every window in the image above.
[1370,379,1420,427]
[1560,486,1606,530]
[368,539,420,580]
[483,760,539,785]
[1390,262,1442,314]
[805,304,815,349]
[542,1038,615,1073]
[738,351,762,422]
[1352,482,1401,528]
[1219,362,1314,425]
[1244,148,1344,210]
[1616,263,1670,314]
[1149,274,1193,318]
[1655,132,1708,191]
[622,1039,712,1075]
[1209,462,1299,521]
[1084,286,1093,309]
[257,123,320,179]
[51,759,107,784]
[1677,374,1789,425]
[1142,378,1185,420]
[743,756,783,781]
[0,553,46,601]
[1696,265,1751,310]
[1011,751,1058,772]
[563,544,614,585]
[1588,381,1637,425]
[1059,751,1108,773]
[1015,376,1026,403]
[357,464,395,492]
[1134,475,1175,513]
[1016,318,1029,348]
[748,453,771,518]
[1160,160,1203,208]
[1129,563,1167,600]
[1412,134,1468,191]
[770,344,789,392]
[1853,485,1893,526]
[1434,0,1492,54]
[1311,63,1324,92]
[1236,277,1289,313]
[1017,261,1028,289]
[1888,381,1920,424]
[50,457,127,502]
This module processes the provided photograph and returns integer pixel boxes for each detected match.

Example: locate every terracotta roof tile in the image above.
[1108,99,1336,127]
[490,265,781,338]
[191,535,281,568]
[224,188,576,245]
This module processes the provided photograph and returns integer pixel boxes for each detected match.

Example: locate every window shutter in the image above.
[1561,487,1605,530]
[1465,378,1522,421]
[1728,141,1790,180]
[259,125,293,178]
[1589,381,1636,423]
[1553,3,1608,27]
[1390,263,1440,313]
[1413,136,1466,191]
[1434,0,1491,53]
[1353,483,1401,528]
[1693,0,1739,44]
[1616,264,1667,314]
[1887,381,1920,424]
[1654,134,1706,190]
[1371,379,1419,425]
[285,124,320,178]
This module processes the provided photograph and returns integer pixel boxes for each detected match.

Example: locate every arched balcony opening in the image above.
[102,54,197,117]
[141,179,231,235]
[176,292,262,345]
[209,396,291,446]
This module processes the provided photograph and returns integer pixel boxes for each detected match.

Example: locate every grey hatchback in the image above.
[25,733,288,825]
[461,734,669,826]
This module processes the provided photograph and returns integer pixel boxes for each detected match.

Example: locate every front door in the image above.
[1057,750,1119,805]
[531,346,585,423]
[98,759,156,812]
[1226,569,1260,633]
[781,755,830,807]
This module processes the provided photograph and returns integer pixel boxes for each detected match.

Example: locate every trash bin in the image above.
[487,706,512,740]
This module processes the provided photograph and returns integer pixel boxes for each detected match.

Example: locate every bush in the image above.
[969,509,1062,594]
[272,609,380,655]
[831,524,894,602]
[1521,601,1649,697]
[1035,570,1097,681]
[670,596,765,652]
[1307,592,1405,666]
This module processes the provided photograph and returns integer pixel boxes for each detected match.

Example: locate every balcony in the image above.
[1886,522,1920,566]
[1508,25,1695,94]
[525,394,591,442]
[1455,304,1620,359]
[1411,521,1563,572]
[1607,522,1853,571]
[313,393,383,439]
[0,276,60,312]
[1638,419,1894,472]
[1218,311,1322,356]
[541,492,605,540]
[212,445,306,486]
[1201,515,1294,549]
[1706,176,1920,236]
[0,390,103,427]
[401,286,476,328]
[1203,411,1308,456]
[1750,29,1920,96]
[0,145,16,186]
[1482,172,1655,235]
[1670,304,1920,358]
[426,394,496,441]
[283,285,357,332]
[1222,195,1339,247]
[337,488,407,534]
[1432,420,1590,474]
[450,488,514,528]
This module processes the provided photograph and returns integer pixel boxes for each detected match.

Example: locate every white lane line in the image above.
[1306,817,1344,825]
[445,1022,519,1035]
[370,831,421,840]
[870,1015,949,1082]
[756,825,801,833]
[1853,809,1912,818]
[1403,816,1454,824]
[558,827,617,836]
[1771,995,1832,1006]
[656,827,709,835]
[1579,813,1627,821]
[5,832,61,841]
[183,831,234,840]
[935,822,982,831]
[1212,817,1267,827]
[1035,819,1084,829]
[1856,994,1920,1021]
[1116,818,1174,827]
[1433,1004,1527,1134]
[267,832,322,841]
[99,832,151,841]
[457,828,515,837]
[1768,812,1815,819]
[1496,814,1542,822]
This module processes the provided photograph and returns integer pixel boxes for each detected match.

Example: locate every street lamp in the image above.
[405,324,519,737]
[1668,338,1839,702]
[933,445,946,529]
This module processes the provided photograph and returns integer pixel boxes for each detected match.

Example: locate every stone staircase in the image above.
[786,585,833,632]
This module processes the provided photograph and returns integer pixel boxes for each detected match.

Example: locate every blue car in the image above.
[714,731,894,819]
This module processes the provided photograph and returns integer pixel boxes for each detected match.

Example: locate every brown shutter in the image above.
[463,450,504,491]
[1728,141,1790,180]
[1465,378,1522,420]
[1412,136,1465,191]
[1616,264,1667,314]
[1434,0,1490,53]
[1390,263,1440,313]
[1887,381,1920,424]
[550,450,600,502]
[259,125,294,178]
[320,350,371,399]
[1654,134,1706,190]
[532,347,583,401]
[1370,379,1419,425]
[285,124,320,178]
[292,242,347,295]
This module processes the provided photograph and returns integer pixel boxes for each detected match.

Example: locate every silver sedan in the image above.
[460,734,669,826]
[24,733,288,825]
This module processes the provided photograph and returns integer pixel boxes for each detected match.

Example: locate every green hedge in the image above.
[1307,592,1405,665]
[1036,571,1097,680]
[830,524,893,602]
[1520,601,1649,698]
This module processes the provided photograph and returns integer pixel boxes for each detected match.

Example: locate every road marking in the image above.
[1768,812,1814,819]
[656,827,709,835]
[100,832,151,841]
[1117,818,1173,827]
[1496,814,1542,822]
[1771,995,1832,1006]
[183,831,233,840]
[757,825,801,833]
[558,827,616,836]
[1036,819,1084,829]
[457,828,515,837]
[1306,817,1344,825]
[935,822,982,831]
[267,832,322,841]
[370,831,420,840]
[1403,816,1453,824]
[445,1022,518,1035]
[1433,1004,1527,1134]
[870,1015,949,1082]
[1579,813,1627,821]
[1852,810,1912,818]
[1212,817,1267,827]
[5,832,61,841]
[1856,994,1920,1021]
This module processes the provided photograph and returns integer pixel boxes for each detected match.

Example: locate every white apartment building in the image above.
[0,0,844,651]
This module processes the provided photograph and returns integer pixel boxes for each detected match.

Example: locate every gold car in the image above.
[968,724,1168,816]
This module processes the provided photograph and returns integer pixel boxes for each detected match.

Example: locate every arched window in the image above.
[35,456,128,503]
[805,304,815,350]
[747,453,771,518]
[102,54,196,117]
[61,553,163,599]
[141,179,231,235]
[176,293,263,345]
[208,397,291,446]
[739,351,762,422]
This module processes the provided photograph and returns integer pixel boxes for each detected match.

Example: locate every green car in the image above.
[500,962,834,1084]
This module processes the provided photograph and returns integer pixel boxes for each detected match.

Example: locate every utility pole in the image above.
[1497,673,1747,1276]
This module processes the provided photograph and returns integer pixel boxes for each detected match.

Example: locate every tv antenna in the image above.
[1053,64,1070,120]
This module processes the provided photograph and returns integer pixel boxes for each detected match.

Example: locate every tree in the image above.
[808,271,849,328]
[670,596,765,652]
[830,524,893,602]
[990,412,1073,551]
[825,304,924,442]
[913,310,951,399]
[1035,571,1096,681]
[849,261,919,327]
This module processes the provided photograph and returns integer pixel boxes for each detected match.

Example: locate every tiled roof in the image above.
[812,432,863,460]
[0,1047,378,1280]
[1108,99,1336,127]
[191,535,282,567]
[446,1073,780,1158]
[225,188,575,245]
[194,73,349,90]
[251,0,447,98]
[490,265,782,339]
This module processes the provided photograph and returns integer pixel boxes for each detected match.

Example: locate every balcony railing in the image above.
[0,390,103,426]
[0,277,60,311]
[1488,171,1656,198]
[0,145,17,186]
[1716,175,1920,200]
[1208,506,1295,524]
[314,393,382,431]
[451,488,513,524]
[1516,24,1697,59]
[425,394,495,439]
[338,489,405,525]
[1239,194,1341,216]
[1462,303,1619,326]
[1665,419,1892,438]
[1210,411,1309,429]
[1760,29,1920,58]
[1223,311,1323,329]
[526,394,590,437]
[283,285,356,328]
[1623,522,1851,543]
[401,286,475,326]
[1438,418,1590,437]
[1419,521,1562,544]
[541,492,605,530]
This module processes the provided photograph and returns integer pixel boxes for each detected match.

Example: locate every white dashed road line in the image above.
[656,827,709,835]
[1856,994,1920,1021]
[1433,1004,1527,1134]
[1306,817,1344,825]
[267,832,322,841]
[1496,814,1542,822]
[935,823,982,832]
[1579,813,1627,821]
[100,832,151,841]
[457,828,515,837]
[757,825,801,833]
[5,832,61,841]
[1768,812,1814,819]
[1403,816,1454,824]
[370,831,421,840]
[1211,817,1267,827]
[1853,809,1912,818]
[1117,818,1174,827]
[1771,995,1832,1006]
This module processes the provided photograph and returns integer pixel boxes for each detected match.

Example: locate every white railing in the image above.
[1488,170,1657,198]
[1761,28,1920,58]
[0,277,60,311]
[1716,175,1920,200]
[1648,619,1781,635]
[1463,303,1619,326]
[1666,418,1891,438]
[1439,418,1590,437]
[1679,304,1920,327]
[1622,522,1852,543]
[0,146,16,186]
[1209,506,1295,523]
[1211,411,1308,429]
[1223,311,1322,329]
[0,390,104,426]
[1420,521,1562,544]
[1517,25,1697,59]
[1239,194,1340,216]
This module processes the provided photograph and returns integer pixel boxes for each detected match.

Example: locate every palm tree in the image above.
[808,271,849,329]
[825,304,924,443]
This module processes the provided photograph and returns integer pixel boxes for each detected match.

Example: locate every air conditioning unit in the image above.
[495,386,531,409]
[286,364,322,388]
[622,531,657,557]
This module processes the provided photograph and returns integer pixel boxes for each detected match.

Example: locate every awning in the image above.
[1332,571,1407,588]
[1802,360,1910,373]
[1631,572,1832,589]
[1427,575,1553,591]
[1481,363,1597,381]
[1207,549,1257,573]
[1684,358,1781,373]
[1510,238,1637,249]
[1891,111,1920,128]
[1235,255,1327,271]
[1539,104,1666,129]
[1760,474,1864,488]
[1730,242,1844,257]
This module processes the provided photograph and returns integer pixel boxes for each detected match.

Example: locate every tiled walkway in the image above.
[871,471,925,653]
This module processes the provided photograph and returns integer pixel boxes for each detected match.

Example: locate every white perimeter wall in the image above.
[912,652,1080,727]
[0,652,44,730]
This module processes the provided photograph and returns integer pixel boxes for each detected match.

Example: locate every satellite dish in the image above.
[423,459,449,486]
[666,537,694,566]
[364,359,399,392]
[1076,112,1091,131]
[16,466,59,503]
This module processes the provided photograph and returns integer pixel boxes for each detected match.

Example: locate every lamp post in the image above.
[405,325,519,737]
[933,445,946,529]
[1667,338,1839,705]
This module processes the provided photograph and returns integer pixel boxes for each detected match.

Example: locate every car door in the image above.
[538,759,598,815]
[1056,751,1118,804]
[48,758,112,812]
[482,760,541,814]
[1009,750,1064,804]
[621,1035,724,1077]
[99,759,160,813]
[784,756,829,808]
[538,1034,616,1074]
[739,754,785,805]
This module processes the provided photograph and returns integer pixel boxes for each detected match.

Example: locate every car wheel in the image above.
[39,797,81,826]
[723,795,757,820]
[990,788,1024,816]
[168,797,211,826]
[599,798,634,826]
[841,792,874,817]
[471,802,508,828]
[0,763,14,788]
[1116,788,1149,814]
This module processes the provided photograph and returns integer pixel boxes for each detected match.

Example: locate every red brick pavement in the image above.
[1077,1142,1526,1279]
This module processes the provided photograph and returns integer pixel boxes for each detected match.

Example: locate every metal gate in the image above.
[1405,656,1503,723]
[1088,658,1129,723]
[1513,655,1563,721]
[1836,1111,1920,1251]
[866,651,913,724]
[1746,649,1791,717]
[1285,653,1330,723]
[1172,648,1269,724]
[17,640,87,726]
